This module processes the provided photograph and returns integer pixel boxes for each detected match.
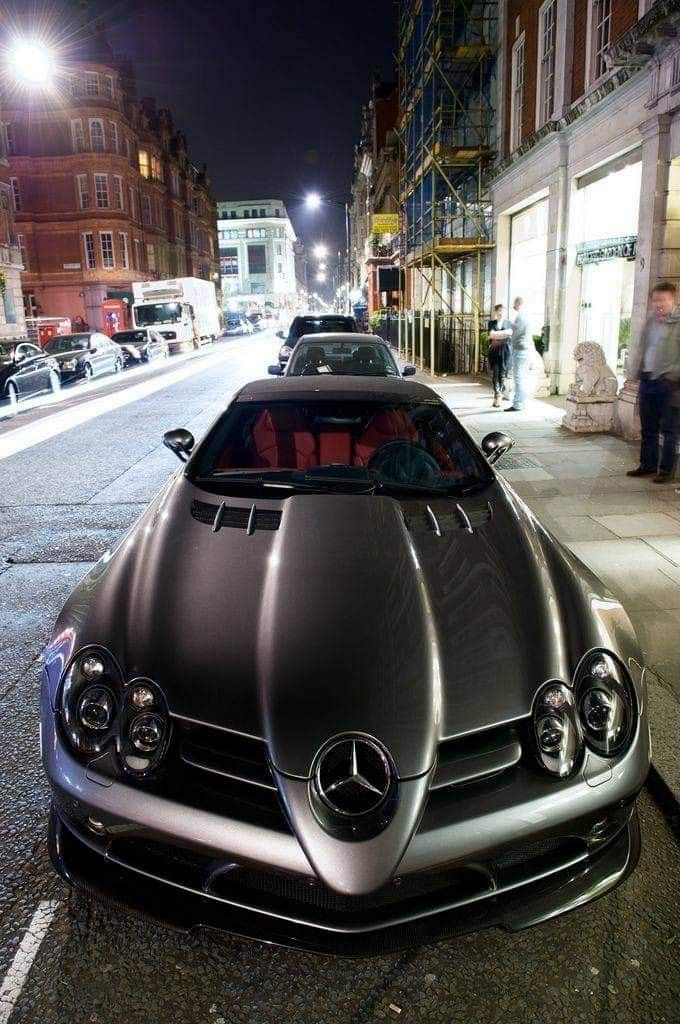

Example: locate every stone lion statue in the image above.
[568,342,618,400]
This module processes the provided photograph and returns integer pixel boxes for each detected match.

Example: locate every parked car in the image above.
[42,375,649,954]
[247,314,265,332]
[277,314,358,365]
[269,333,417,378]
[0,340,61,408]
[44,332,123,383]
[112,329,169,367]
[223,314,254,336]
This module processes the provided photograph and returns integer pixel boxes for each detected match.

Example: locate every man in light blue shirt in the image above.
[506,297,531,411]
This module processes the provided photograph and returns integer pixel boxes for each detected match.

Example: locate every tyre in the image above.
[6,380,18,410]
[49,369,61,395]
[84,363,94,380]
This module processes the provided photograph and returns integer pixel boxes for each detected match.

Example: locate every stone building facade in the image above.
[216,200,298,315]
[4,41,218,332]
[490,0,680,433]
[0,103,26,344]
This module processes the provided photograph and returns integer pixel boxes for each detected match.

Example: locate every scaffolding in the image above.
[397,0,497,373]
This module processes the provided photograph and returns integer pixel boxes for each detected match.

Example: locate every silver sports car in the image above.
[42,376,650,954]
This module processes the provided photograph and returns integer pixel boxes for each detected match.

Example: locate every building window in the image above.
[230,211,237,219]
[146,242,156,271]
[3,287,16,324]
[67,73,78,96]
[274,207,280,217]
[138,149,150,179]
[510,33,525,150]
[259,208,266,216]
[171,169,180,196]
[5,123,14,155]
[141,194,152,225]
[133,237,141,270]
[83,232,96,269]
[174,209,184,240]
[113,175,124,210]
[277,262,283,275]
[275,243,282,255]
[100,231,114,269]
[155,197,163,228]
[94,173,109,208]
[9,177,21,212]
[17,234,27,270]
[76,173,89,210]
[109,121,118,154]
[538,0,556,125]
[247,244,266,275]
[89,118,105,152]
[220,248,238,276]
[119,232,129,269]
[85,71,99,96]
[71,118,85,153]
[125,136,131,162]
[104,74,114,100]
[151,153,163,182]
[128,186,136,221]
[590,0,612,83]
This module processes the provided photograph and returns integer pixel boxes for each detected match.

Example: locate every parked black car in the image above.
[0,340,61,408]
[223,314,253,337]
[277,314,358,365]
[44,332,124,383]
[112,329,169,367]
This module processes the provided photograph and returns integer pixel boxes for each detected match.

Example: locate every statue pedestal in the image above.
[563,397,615,433]
[615,380,641,440]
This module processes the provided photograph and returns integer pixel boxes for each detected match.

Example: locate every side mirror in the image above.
[276,330,285,339]
[163,428,195,463]
[481,431,514,466]
[267,364,283,376]
[402,364,417,376]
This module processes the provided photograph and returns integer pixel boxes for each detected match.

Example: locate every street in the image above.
[0,331,677,1024]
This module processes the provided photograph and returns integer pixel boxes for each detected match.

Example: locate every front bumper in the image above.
[49,801,640,955]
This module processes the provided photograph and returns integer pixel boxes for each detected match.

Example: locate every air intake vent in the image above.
[403,501,493,535]
[191,499,282,533]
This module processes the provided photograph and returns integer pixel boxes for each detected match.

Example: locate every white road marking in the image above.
[0,901,60,1024]
[0,346,239,462]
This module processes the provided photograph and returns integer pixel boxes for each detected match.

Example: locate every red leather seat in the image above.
[354,409,419,466]
[252,408,317,469]
[318,432,352,466]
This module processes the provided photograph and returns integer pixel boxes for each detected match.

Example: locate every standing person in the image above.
[487,303,513,408]
[506,296,530,411]
[626,281,680,483]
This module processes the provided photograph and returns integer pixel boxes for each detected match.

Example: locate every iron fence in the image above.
[376,312,482,375]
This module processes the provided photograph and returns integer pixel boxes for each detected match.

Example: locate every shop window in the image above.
[100,231,114,269]
[510,34,525,150]
[537,0,556,126]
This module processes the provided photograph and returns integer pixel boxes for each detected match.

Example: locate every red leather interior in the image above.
[252,409,317,469]
[318,432,353,466]
[354,410,419,466]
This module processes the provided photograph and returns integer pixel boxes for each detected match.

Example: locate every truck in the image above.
[131,278,220,353]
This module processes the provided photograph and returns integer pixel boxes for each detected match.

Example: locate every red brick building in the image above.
[490,0,680,434]
[4,34,218,331]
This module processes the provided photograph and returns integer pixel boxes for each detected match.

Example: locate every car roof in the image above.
[292,314,354,323]
[236,375,437,403]
[295,333,386,345]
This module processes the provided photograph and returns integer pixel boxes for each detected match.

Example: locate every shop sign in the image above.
[576,235,637,266]
[371,213,399,234]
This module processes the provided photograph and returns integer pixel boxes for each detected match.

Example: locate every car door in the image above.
[92,334,111,376]
[14,343,45,397]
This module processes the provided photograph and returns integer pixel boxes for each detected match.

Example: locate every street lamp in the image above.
[305,193,322,211]
[10,40,54,86]
[316,272,326,283]
[313,244,328,259]
[305,195,351,313]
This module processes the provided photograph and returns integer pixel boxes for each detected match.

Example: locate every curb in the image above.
[646,764,680,836]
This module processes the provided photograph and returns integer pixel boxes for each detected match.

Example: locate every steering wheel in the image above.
[367,440,441,485]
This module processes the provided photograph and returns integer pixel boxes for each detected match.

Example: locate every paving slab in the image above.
[593,513,680,538]
[643,537,680,565]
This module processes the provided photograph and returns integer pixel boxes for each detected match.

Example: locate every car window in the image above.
[44,334,90,353]
[16,344,33,360]
[289,317,355,341]
[191,399,491,496]
[288,341,399,377]
[113,331,147,344]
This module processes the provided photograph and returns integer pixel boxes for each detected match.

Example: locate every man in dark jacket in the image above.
[626,281,680,483]
[487,304,513,408]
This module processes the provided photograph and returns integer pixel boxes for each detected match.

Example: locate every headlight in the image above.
[575,651,636,757]
[532,682,582,777]
[58,649,170,776]
[280,345,292,357]
[61,359,77,370]
[160,331,176,340]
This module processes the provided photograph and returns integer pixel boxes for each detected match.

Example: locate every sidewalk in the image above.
[428,373,680,808]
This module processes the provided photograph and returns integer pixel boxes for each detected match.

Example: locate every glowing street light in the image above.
[313,244,328,259]
[10,40,54,86]
[316,272,326,283]
[305,193,322,211]
[318,261,327,271]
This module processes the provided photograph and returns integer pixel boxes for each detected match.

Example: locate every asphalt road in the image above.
[0,333,677,1024]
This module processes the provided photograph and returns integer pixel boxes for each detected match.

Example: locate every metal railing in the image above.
[375,311,482,375]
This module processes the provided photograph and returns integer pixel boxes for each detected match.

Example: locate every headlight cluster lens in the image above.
[59,649,170,776]
[532,682,581,777]
[576,652,635,756]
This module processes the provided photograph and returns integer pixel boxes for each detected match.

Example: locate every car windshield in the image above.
[113,331,148,345]
[0,343,16,363]
[290,318,354,341]
[191,399,490,496]
[288,340,399,377]
[135,302,182,326]
[44,334,90,353]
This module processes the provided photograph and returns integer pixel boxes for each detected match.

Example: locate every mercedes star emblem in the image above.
[315,735,392,817]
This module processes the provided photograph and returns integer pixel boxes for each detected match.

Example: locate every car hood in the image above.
[50,349,88,362]
[47,476,638,782]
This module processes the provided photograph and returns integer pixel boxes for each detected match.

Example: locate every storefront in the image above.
[572,156,641,374]
[508,198,549,339]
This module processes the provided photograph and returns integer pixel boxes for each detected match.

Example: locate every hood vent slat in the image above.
[192,499,282,533]
[404,500,493,536]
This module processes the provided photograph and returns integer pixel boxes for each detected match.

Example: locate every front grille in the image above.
[191,499,282,532]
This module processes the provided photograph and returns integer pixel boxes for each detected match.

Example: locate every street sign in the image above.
[371,213,399,234]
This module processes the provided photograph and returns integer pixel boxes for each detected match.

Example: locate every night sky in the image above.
[87,0,397,252]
